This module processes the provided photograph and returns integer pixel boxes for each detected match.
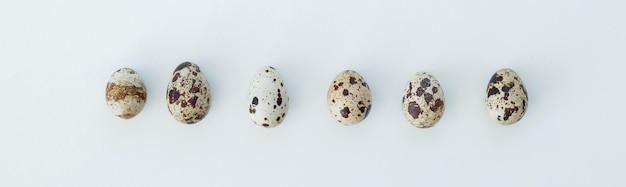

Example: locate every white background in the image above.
[1,0,625,186]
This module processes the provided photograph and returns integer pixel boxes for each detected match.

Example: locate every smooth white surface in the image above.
[1,0,625,186]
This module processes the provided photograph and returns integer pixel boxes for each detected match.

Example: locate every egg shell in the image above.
[485,68,528,125]
[166,62,211,124]
[247,66,288,128]
[105,68,147,119]
[401,72,445,128]
[327,70,372,125]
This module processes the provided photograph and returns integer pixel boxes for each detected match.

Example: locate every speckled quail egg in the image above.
[327,70,372,125]
[401,72,445,128]
[105,68,147,119]
[486,68,528,125]
[166,62,211,124]
[247,66,288,128]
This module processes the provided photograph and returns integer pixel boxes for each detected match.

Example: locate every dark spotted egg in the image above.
[166,62,211,124]
[485,68,528,125]
[105,68,147,119]
[401,72,445,128]
[247,66,288,128]
[327,70,372,125]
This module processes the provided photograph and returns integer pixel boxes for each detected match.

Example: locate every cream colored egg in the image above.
[166,62,211,124]
[105,68,147,119]
[247,66,288,128]
[401,72,445,128]
[327,70,372,125]
[485,68,528,125]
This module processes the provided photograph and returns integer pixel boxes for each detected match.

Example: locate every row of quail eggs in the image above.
[106,63,528,127]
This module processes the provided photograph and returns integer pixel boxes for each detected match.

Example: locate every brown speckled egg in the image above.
[327,70,372,125]
[166,62,211,124]
[105,68,147,119]
[401,72,445,128]
[486,68,528,125]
